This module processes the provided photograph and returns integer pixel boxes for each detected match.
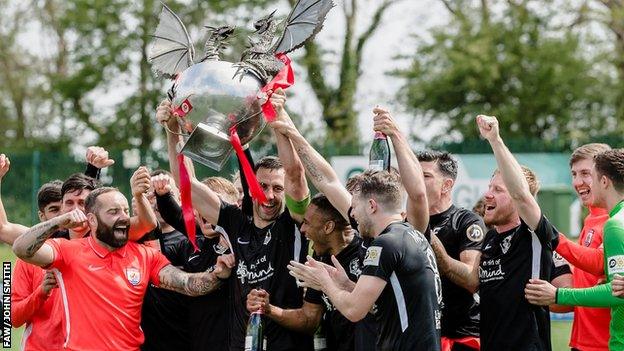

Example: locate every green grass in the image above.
[0,243,574,351]
[552,320,572,351]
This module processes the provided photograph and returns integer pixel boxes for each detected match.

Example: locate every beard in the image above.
[357,216,375,238]
[96,217,129,248]
[484,205,514,228]
[254,198,284,222]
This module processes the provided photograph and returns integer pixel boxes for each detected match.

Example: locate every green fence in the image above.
[0,150,243,226]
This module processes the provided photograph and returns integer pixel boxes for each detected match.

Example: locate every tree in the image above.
[399,0,614,148]
[287,0,401,153]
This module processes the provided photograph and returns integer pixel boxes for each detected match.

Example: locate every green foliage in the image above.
[399,2,616,145]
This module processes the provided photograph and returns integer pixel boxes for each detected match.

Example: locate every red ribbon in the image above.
[441,336,480,351]
[229,128,267,204]
[259,53,294,122]
[177,154,200,252]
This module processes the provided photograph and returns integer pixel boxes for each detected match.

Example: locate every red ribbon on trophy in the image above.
[229,127,267,204]
[258,53,294,122]
[177,153,200,252]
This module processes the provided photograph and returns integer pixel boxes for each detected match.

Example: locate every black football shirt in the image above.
[429,205,485,338]
[361,222,442,351]
[304,235,376,351]
[156,193,231,351]
[479,215,559,351]
[141,229,191,351]
[217,202,312,351]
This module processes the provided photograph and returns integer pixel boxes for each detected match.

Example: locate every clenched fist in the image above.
[131,166,151,197]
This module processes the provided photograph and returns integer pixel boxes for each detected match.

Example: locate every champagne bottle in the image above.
[369,132,391,171]
[244,310,264,351]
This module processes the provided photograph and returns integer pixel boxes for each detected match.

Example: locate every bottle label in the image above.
[369,160,384,171]
[314,337,327,350]
[244,336,252,351]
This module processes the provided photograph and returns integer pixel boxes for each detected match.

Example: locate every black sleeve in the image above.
[304,287,323,304]
[158,235,188,267]
[361,236,400,282]
[239,148,254,217]
[155,192,202,238]
[137,224,162,244]
[84,163,101,179]
[456,211,486,252]
[217,202,245,240]
[533,215,560,250]
[550,252,572,280]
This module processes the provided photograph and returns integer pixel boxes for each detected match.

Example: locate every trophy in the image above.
[148,0,334,171]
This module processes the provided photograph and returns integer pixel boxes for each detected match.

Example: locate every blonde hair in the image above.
[493,165,540,196]
[201,177,239,204]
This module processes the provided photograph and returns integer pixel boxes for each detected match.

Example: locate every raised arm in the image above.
[269,107,351,221]
[156,99,221,225]
[372,107,428,233]
[84,146,115,179]
[477,115,541,229]
[158,254,234,296]
[13,209,86,266]
[269,89,309,222]
[128,166,158,241]
[430,234,480,293]
[0,154,29,244]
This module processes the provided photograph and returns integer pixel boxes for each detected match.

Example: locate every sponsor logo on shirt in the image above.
[479,258,505,283]
[87,264,105,272]
[584,229,595,247]
[125,267,141,286]
[363,246,382,266]
[607,255,624,275]
[236,255,274,285]
[321,294,335,311]
[466,224,484,242]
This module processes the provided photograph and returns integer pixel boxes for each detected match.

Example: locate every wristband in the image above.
[286,194,310,216]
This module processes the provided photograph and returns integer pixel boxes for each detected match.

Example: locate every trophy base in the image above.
[180,123,233,171]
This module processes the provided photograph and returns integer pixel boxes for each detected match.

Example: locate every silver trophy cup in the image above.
[170,61,265,171]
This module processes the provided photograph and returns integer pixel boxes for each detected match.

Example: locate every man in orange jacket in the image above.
[555,143,612,351]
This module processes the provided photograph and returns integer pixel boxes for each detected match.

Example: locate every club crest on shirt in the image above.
[349,258,362,277]
[584,229,595,247]
[500,235,513,254]
[552,252,569,267]
[363,246,382,266]
[125,267,141,286]
[608,255,624,275]
[431,227,441,236]
[213,243,228,255]
[466,224,484,243]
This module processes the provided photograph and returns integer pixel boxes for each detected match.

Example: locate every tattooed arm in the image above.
[430,234,480,293]
[269,112,352,221]
[158,253,234,296]
[13,209,87,266]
